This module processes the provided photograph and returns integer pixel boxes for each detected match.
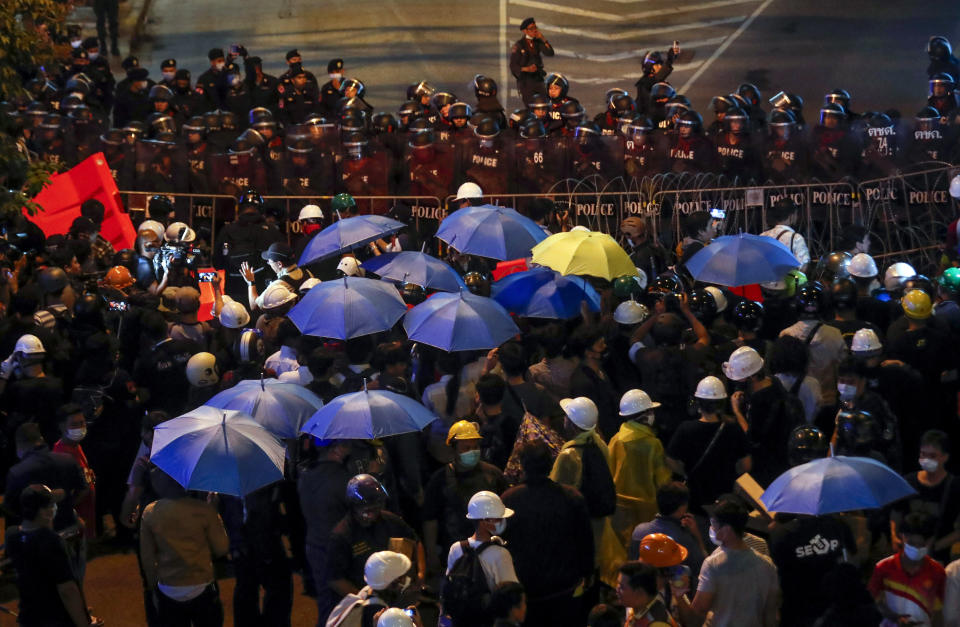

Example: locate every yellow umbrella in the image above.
[530,231,637,281]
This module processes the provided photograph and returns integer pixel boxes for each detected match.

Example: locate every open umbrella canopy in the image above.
[760,455,917,515]
[530,230,636,281]
[301,388,437,439]
[150,406,285,496]
[403,290,519,351]
[288,276,407,340]
[205,379,324,439]
[684,233,800,287]
[435,204,547,261]
[492,267,601,319]
[361,251,466,292]
[299,215,405,265]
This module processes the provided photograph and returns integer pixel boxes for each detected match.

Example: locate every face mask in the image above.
[67,427,87,442]
[458,450,481,469]
[837,383,857,402]
[303,222,321,235]
[493,519,507,535]
[238,211,261,225]
[162,71,176,81]
[88,52,100,61]
[903,543,929,561]
[330,73,342,80]
[398,576,411,593]
[919,457,939,473]
[708,526,720,546]
[214,61,225,71]
[71,39,82,48]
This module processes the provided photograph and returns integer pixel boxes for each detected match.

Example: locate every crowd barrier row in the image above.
[120,164,960,274]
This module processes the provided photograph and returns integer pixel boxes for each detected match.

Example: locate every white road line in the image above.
[507,15,746,41]
[679,0,775,93]
[625,0,761,20]
[564,63,704,84]
[500,0,509,111]
[508,0,623,22]
[553,36,727,62]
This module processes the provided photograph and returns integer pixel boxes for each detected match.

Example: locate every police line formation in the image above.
[6,21,960,627]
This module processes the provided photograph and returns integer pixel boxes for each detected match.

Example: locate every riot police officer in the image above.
[214,188,284,301]
[666,110,716,174]
[635,48,677,114]
[762,109,808,183]
[927,36,960,82]
[509,18,555,106]
[473,74,507,130]
[928,73,959,122]
[713,107,761,181]
[544,73,574,134]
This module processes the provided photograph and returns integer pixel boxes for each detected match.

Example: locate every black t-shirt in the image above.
[769,515,855,627]
[297,460,353,548]
[744,380,794,485]
[132,337,202,414]
[894,472,960,563]
[6,526,77,626]
[423,462,506,549]
[326,510,418,589]
[667,420,750,511]
[825,318,883,349]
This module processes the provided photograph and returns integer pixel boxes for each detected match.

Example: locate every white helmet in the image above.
[299,278,322,293]
[138,219,165,241]
[164,221,196,244]
[337,256,364,277]
[694,375,728,400]
[722,346,764,381]
[570,225,590,232]
[619,389,660,417]
[704,286,728,312]
[559,397,598,431]
[454,181,483,202]
[377,608,414,627]
[363,551,412,590]
[851,328,883,355]
[634,267,648,291]
[257,281,297,310]
[466,490,514,520]
[950,174,960,199]
[219,300,251,329]
[883,262,916,290]
[14,334,45,355]
[186,352,219,387]
[848,253,878,278]
[298,204,324,221]
[613,300,650,325]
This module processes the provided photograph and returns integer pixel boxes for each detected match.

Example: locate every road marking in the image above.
[553,36,727,62]
[625,0,761,20]
[678,0,775,93]
[500,0,509,110]
[508,0,623,22]
[563,61,704,85]
[507,16,746,41]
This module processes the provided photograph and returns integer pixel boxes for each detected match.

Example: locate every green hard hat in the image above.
[938,267,960,294]
[613,274,644,299]
[331,192,356,214]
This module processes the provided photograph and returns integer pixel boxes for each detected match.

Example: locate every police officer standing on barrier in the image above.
[510,18,554,108]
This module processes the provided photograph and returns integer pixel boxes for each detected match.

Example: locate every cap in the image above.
[20,484,65,519]
[70,215,96,234]
[286,49,301,61]
[246,56,262,66]
[121,56,140,70]
[520,17,536,30]
[128,67,149,81]
[208,48,225,61]
[261,242,294,262]
[160,58,176,69]
[328,58,344,73]
[158,287,179,313]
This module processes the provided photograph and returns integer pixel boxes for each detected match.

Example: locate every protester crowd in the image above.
[6,16,960,627]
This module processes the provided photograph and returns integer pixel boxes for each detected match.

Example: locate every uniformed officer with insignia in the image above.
[509,17,554,108]
[196,48,226,111]
[279,49,319,91]
[277,63,318,125]
[319,58,345,116]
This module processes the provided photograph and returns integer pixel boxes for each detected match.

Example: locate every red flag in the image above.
[492,258,528,281]
[26,152,135,250]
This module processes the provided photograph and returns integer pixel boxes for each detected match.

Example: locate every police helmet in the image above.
[732,299,764,332]
[545,73,569,99]
[473,74,497,98]
[795,281,828,319]
[371,112,397,134]
[787,426,828,467]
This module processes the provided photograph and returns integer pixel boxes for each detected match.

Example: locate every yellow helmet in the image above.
[446,420,482,446]
[902,288,932,320]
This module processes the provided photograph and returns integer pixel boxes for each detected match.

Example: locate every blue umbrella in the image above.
[760,456,917,515]
[289,276,407,340]
[404,290,519,351]
[301,387,437,439]
[684,233,800,287]
[299,215,405,265]
[361,251,466,292]
[205,379,324,439]
[435,204,547,261]
[492,267,600,319]
[150,407,285,496]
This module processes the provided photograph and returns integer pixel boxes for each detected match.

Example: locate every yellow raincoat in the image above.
[607,420,672,546]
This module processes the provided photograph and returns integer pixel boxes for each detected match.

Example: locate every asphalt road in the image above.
[135,0,960,120]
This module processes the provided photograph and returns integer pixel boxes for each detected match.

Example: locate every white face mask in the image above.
[837,383,857,402]
[493,519,507,535]
[70,39,82,49]
[708,526,720,546]
[88,52,100,61]
[919,457,939,473]
[67,427,87,442]
[903,543,929,561]
[330,73,342,80]
[214,61,225,71]
[162,71,176,81]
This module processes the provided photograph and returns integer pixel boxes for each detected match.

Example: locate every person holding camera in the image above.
[509,18,554,108]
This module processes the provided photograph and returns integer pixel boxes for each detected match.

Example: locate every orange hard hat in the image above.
[637,533,688,568]
[104,265,134,289]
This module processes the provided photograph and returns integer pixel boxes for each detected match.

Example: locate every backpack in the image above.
[570,440,617,518]
[339,366,379,394]
[325,589,385,627]
[441,540,495,626]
